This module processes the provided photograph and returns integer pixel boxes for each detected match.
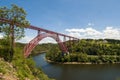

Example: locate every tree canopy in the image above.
[0,4,30,61]
[0,4,29,40]
[46,39,120,64]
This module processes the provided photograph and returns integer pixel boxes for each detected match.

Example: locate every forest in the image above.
[46,39,120,64]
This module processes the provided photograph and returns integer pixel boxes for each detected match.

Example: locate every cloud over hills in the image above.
[65,27,120,40]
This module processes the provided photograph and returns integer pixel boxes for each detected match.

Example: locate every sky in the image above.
[0,0,120,43]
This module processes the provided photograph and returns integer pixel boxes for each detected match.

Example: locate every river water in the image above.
[33,53,120,80]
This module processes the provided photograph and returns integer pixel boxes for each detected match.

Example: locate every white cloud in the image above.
[103,27,120,39]
[87,23,94,26]
[68,32,81,38]
[65,28,85,33]
[65,27,102,39]
[17,36,57,44]
[39,37,57,44]
[0,34,3,39]
[85,27,102,37]
[17,36,33,43]
[65,27,120,40]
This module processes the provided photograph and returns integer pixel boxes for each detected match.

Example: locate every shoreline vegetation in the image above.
[45,39,120,64]
[45,58,120,64]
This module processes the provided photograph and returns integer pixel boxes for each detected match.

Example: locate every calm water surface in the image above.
[33,53,120,80]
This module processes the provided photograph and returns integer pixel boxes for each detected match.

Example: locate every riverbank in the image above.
[45,57,120,64]
[46,59,92,64]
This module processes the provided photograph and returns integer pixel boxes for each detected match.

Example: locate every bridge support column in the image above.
[38,30,41,35]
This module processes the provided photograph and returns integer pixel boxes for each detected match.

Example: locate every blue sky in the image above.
[0,0,120,43]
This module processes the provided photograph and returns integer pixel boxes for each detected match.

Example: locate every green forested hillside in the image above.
[46,39,120,64]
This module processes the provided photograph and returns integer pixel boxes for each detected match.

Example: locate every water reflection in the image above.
[33,53,120,80]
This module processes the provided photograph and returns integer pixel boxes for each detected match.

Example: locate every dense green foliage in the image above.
[0,4,30,61]
[31,43,58,56]
[13,44,53,80]
[0,39,10,61]
[72,39,120,55]
[0,4,29,40]
[0,39,54,80]
[46,39,120,64]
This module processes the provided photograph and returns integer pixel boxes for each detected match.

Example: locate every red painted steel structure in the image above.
[0,18,79,57]
[24,25,79,57]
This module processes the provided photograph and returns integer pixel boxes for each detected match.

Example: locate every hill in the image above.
[0,39,54,80]
[46,39,120,64]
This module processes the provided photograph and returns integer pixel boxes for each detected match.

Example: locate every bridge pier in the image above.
[38,30,41,35]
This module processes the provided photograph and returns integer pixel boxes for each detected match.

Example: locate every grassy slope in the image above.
[0,43,54,80]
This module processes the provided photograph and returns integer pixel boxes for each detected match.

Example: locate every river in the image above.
[33,53,120,80]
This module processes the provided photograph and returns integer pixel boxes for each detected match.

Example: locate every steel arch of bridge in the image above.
[24,33,68,57]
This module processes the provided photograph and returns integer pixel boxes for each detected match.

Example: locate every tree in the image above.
[0,4,29,61]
